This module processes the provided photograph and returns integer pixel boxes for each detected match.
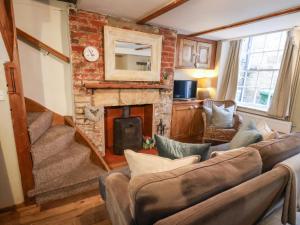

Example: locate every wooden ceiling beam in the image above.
[137,0,190,25]
[188,5,300,37]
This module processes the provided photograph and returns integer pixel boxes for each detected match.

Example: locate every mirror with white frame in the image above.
[104,26,162,82]
[115,41,152,71]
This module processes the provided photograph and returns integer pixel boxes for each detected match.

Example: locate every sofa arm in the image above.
[233,113,243,130]
[105,173,134,225]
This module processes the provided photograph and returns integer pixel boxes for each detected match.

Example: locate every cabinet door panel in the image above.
[177,39,196,68]
[171,105,193,139]
[195,42,212,69]
[190,106,204,137]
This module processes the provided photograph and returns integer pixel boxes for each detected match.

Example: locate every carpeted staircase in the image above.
[27,111,106,204]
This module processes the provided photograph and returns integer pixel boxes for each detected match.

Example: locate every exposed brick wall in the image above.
[69,9,177,154]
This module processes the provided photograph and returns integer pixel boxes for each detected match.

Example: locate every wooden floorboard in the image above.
[0,192,111,225]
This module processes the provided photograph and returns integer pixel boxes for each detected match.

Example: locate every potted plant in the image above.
[162,71,169,85]
[143,136,155,149]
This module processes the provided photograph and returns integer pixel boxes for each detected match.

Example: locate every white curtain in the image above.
[217,40,241,100]
[289,37,300,120]
[268,31,296,119]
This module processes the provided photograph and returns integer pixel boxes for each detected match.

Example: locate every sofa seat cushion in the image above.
[249,132,300,172]
[128,147,262,225]
[154,135,211,161]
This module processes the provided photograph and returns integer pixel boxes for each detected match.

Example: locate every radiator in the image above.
[237,111,292,134]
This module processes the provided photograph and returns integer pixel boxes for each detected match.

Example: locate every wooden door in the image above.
[171,104,193,140]
[176,39,196,68]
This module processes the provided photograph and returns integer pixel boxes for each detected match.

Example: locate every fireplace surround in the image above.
[69,9,177,156]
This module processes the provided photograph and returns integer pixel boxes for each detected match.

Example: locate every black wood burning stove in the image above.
[113,106,142,155]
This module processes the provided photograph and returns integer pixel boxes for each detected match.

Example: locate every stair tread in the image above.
[31,125,75,152]
[33,141,90,170]
[30,161,105,196]
[27,112,43,126]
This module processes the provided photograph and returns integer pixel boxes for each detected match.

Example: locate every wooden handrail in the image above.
[16,28,70,63]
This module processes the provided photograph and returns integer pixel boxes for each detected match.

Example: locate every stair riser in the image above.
[28,112,53,144]
[33,151,90,185]
[31,131,75,166]
[35,179,99,204]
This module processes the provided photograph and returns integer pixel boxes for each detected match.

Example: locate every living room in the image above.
[1,0,300,224]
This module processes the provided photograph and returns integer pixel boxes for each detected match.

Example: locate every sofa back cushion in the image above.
[128,148,262,225]
[249,133,300,172]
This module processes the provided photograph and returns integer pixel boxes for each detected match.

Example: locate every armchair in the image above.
[202,99,242,143]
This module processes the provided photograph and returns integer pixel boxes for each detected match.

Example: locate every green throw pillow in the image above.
[230,120,263,149]
[154,135,211,161]
[211,104,235,128]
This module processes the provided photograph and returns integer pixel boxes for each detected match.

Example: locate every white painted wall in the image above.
[13,0,73,115]
[0,35,24,208]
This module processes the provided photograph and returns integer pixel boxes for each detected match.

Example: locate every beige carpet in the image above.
[27,112,106,204]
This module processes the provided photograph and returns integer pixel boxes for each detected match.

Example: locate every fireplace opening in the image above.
[105,104,153,151]
[113,106,143,155]
[104,104,158,168]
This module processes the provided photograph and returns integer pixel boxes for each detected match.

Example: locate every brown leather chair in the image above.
[202,99,242,143]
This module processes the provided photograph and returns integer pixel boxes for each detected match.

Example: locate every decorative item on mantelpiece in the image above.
[143,136,155,149]
[157,119,166,136]
[84,105,103,122]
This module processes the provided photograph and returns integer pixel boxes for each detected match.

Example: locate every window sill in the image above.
[237,106,269,117]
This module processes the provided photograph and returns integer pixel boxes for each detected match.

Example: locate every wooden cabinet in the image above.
[177,39,197,68]
[176,35,217,69]
[171,100,204,143]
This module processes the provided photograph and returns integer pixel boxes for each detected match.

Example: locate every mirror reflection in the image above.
[115,41,152,71]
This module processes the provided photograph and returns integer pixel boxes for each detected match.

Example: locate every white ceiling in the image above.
[77,0,172,20]
[77,0,300,40]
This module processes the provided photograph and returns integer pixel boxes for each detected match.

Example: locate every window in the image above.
[236,31,287,111]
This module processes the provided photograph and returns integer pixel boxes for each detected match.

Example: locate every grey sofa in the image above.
[101,133,300,225]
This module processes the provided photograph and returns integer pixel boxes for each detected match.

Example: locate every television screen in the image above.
[173,80,197,100]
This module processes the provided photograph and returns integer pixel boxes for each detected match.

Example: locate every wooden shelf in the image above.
[84,82,171,90]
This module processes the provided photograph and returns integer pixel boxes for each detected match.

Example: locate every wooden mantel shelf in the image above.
[84,82,171,90]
